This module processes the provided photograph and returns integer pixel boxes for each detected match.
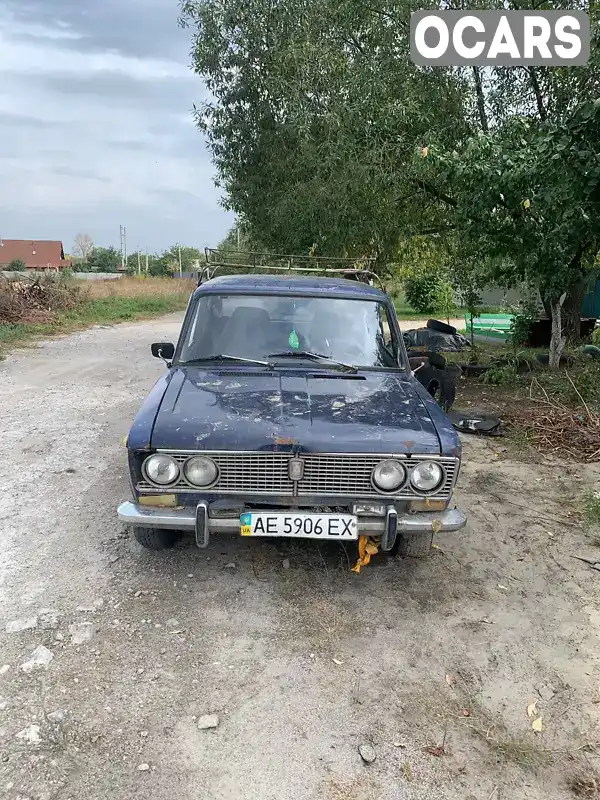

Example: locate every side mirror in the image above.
[151,342,175,362]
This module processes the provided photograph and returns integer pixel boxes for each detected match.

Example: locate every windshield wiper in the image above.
[180,354,273,368]
[267,350,358,373]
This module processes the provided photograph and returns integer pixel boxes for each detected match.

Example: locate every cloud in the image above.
[0,0,233,252]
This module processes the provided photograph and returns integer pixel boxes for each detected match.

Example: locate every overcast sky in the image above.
[0,0,233,254]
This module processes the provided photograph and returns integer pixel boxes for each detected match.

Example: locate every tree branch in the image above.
[415,180,458,208]
[346,34,366,55]
[527,67,547,121]
[409,225,457,236]
[472,66,489,132]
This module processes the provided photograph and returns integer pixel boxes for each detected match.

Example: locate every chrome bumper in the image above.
[117,501,466,550]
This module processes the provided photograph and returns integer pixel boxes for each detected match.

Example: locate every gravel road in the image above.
[1,314,599,800]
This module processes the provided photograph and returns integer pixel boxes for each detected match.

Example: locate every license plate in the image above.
[240,512,358,540]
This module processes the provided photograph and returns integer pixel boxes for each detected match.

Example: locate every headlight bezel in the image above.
[183,455,219,488]
[142,453,181,487]
[409,460,445,494]
[371,459,407,494]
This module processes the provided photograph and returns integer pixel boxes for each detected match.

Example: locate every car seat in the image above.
[218,307,271,356]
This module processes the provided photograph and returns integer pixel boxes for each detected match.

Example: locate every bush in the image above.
[508,295,539,348]
[481,363,519,387]
[6,259,26,272]
[404,272,453,314]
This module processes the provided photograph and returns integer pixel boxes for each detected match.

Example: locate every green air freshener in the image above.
[288,329,299,349]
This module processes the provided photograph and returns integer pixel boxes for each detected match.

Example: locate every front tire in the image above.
[394,531,434,557]
[133,527,180,551]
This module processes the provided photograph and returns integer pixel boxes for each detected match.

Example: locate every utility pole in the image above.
[178,245,183,278]
[137,249,141,275]
[119,225,125,271]
[145,248,149,274]
[236,225,241,250]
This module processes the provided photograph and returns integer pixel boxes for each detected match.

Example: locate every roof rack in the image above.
[198,248,383,289]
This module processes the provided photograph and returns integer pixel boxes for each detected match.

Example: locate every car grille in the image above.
[137,451,459,500]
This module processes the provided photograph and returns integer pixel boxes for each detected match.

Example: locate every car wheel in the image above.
[133,527,180,551]
[426,319,457,335]
[394,531,434,557]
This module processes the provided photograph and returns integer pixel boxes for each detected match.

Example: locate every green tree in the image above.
[423,99,600,366]
[180,0,470,262]
[87,246,121,273]
[125,251,164,274]
[161,244,202,274]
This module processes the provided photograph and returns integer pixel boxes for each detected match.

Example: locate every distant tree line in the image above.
[71,234,202,277]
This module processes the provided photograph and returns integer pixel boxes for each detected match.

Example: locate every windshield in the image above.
[178,294,401,369]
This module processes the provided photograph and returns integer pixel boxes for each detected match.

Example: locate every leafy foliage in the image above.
[181,0,600,365]
[422,98,600,359]
[481,363,519,388]
[180,0,470,261]
[87,246,121,273]
[404,271,450,314]
[6,259,26,271]
[125,245,202,277]
[508,294,540,348]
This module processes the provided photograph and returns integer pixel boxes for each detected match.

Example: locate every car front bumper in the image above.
[117,501,467,551]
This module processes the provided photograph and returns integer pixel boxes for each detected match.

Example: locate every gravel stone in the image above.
[358,743,377,764]
[15,724,41,744]
[197,714,219,730]
[6,616,38,633]
[69,622,94,645]
[20,645,54,673]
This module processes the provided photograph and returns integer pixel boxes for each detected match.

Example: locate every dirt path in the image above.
[1,314,599,800]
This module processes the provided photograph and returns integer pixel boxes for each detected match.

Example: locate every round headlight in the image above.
[372,459,406,492]
[410,461,444,492]
[184,456,218,487]
[143,454,180,486]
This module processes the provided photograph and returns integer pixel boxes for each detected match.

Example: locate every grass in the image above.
[584,491,600,527]
[470,345,600,410]
[443,677,555,770]
[0,276,195,354]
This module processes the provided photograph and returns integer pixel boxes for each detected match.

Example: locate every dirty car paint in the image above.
[127,372,173,451]
[147,367,448,455]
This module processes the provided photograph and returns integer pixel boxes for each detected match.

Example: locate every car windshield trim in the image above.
[267,350,358,373]
[179,354,274,368]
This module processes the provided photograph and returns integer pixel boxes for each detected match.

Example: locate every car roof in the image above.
[193,273,387,301]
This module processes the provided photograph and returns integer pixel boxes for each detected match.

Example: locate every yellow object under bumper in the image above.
[351,535,380,573]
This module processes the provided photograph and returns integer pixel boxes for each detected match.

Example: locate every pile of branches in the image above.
[506,377,600,462]
[0,276,83,324]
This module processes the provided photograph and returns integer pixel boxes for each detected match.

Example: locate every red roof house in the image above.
[0,239,71,270]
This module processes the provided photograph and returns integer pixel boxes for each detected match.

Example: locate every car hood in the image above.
[150,367,444,454]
